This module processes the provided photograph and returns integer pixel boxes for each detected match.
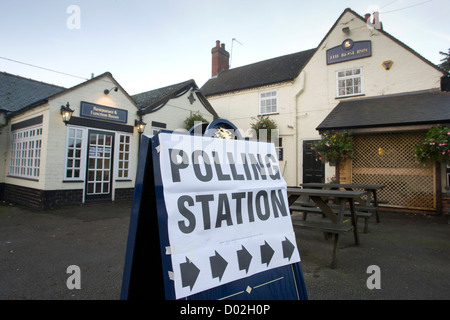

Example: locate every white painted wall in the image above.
[4,74,141,198]
[296,10,442,183]
[2,75,221,204]
[142,89,216,134]
[206,10,443,186]
[206,82,299,186]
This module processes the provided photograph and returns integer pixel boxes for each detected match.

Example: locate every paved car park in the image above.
[0,201,130,300]
[0,200,449,300]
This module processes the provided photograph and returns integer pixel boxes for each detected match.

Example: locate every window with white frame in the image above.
[9,126,42,179]
[336,67,363,98]
[65,127,84,180]
[117,134,131,179]
[259,90,278,114]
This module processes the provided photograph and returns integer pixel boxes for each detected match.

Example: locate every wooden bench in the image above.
[291,214,353,269]
[291,215,353,233]
[290,204,372,233]
[301,183,386,223]
[372,200,389,205]
[331,203,375,233]
[287,188,366,269]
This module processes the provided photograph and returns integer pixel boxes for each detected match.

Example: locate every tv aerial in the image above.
[230,38,243,68]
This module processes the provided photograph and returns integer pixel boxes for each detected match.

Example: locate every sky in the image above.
[1,0,449,95]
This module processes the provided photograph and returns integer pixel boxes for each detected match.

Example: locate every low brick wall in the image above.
[114,187,135,202]
[2,184,134,210]
[3,184,83,210]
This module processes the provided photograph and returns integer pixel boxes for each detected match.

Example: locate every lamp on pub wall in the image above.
[60,102,74,125]
[104,87,118,95]
[135,118,146,134]
[135,117,146,153]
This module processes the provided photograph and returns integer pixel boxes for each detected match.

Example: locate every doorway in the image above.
[85,130,114,201]
[303,140,325,183]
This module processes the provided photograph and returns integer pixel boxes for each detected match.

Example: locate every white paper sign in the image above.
[158,132,300,299]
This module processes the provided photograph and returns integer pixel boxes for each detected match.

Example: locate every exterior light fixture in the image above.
[104,87,118,95]
[60,102,74,125]
[135,118,146,134]
[342,27,350,34]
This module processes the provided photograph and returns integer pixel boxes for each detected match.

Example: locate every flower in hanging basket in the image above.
[313,131,354,163]
[414,126,450,164]
[184,112,209,131]
[250,115,278,142]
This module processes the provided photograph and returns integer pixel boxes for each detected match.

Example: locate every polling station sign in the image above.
[158,132,301,299]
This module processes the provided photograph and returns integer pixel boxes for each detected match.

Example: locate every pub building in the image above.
[0,72,218,209]
[201,8,450,214]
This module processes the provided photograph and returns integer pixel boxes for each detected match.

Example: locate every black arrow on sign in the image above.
[237,245,252,274]
[282,237,295,261]
[180,257,200,291]
[260,241,275,266]
[210,251,228,281]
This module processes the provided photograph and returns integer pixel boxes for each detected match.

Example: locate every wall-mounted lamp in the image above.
[342,27,350,34]
[104,87,118,95]
[135,118,147,134]
[60,102,74,125]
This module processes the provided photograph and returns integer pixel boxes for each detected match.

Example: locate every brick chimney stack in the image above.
[211,40,230,77]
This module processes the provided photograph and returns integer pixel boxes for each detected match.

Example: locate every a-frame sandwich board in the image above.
[121,122,308,300]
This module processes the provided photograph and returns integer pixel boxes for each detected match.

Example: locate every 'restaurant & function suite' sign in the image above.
[80,101,128,123]
[158,132,301,299]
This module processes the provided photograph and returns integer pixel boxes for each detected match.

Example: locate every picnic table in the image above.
[301,183,385,223]
[287,187,366,268]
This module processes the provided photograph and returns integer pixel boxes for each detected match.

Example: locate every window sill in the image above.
[7,175,39,182]
[335,93,365,99]
[258,112,279,116]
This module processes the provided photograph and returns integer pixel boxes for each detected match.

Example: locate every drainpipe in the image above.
[293,70,306,186]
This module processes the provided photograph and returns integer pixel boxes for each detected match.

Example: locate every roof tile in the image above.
[317,90,450,131]
[201,48,315,96]
[0,72,65,113]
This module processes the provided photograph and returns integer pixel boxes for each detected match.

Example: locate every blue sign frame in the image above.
[326,39,372,65]
[121,124,308,300]
[80,101,128,123]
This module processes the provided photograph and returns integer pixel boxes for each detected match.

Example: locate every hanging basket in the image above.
[414,126,450,164]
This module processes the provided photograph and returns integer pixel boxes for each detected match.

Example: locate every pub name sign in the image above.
[326,39,372,65]
[80,101,128,123]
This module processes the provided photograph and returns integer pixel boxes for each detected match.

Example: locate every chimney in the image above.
[211,40,230,77]
[372,11,383,30]
[364,12,383,30]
